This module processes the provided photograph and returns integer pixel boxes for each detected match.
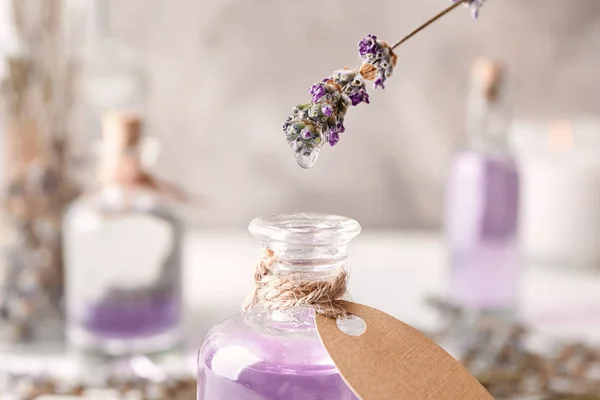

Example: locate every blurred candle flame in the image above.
[547,120,574,153]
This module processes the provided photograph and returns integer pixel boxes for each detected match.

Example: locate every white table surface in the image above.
[3,229,600,372]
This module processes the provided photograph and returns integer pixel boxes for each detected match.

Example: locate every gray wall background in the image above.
[103,0,600,228]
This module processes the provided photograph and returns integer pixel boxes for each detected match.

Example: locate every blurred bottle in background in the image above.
[445,58,520,320]
[64,113,183,356]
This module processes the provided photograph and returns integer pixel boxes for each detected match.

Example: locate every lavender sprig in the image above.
[282,42,391,168]
[283,0,485,168]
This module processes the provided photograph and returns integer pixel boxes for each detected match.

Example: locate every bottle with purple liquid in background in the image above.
[197,213,361,400]
[64,114,183,355]
[445,58,520,320]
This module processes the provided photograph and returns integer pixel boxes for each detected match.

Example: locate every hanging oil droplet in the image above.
[292,141,322,169]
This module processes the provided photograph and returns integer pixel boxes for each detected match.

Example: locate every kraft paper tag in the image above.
[316,301,493,400]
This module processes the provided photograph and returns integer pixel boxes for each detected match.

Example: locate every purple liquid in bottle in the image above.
[200,364,353,400]
[83,292,179,338]
[197,313,358,400]
[446,152,520,313]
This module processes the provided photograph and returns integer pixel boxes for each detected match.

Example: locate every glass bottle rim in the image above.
[249,212,361,246]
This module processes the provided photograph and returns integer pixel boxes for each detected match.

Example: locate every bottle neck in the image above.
[466,88,511,155]
[267,242,348,272]
[245,243,349,326]
[464,59,512,156]
[98,147,144,186]
[265,242,349,295]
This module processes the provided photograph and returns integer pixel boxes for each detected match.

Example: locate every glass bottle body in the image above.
[198,308,358,400]
[446,151,520,315]
[64,184,183,355]
[197,213,360,400]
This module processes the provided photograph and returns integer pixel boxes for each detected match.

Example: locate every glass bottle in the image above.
[197,212,361,400]
[445,58,520,319]
[64,113,182,355]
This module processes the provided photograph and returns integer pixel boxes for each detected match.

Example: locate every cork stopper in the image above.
[470,57,504,102]
[101,112,142,150]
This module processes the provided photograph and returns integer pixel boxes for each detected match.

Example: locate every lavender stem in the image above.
[391,0,468,50]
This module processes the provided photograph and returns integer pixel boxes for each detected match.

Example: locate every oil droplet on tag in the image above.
[337,315,367,336]
[316,301,493,400]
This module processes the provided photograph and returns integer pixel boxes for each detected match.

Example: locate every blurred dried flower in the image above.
[425,296,600,399]
[0,0,80,343]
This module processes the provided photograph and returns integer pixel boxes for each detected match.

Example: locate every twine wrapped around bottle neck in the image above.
[243,248,349,319]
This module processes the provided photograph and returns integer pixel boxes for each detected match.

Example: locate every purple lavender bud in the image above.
[322,104,333,117]
[309,83,327,102]
[374,77,385,89]
[328,131,340,146]
[336,121,345,133]
[348,90,370,106]
[348,93,361,106]
[301,128,314,140]
[362,91,370,104]
[358,34,378,57]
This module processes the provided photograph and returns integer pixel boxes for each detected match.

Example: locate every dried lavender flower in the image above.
[283,68,368,168]
[282,38,397,168]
